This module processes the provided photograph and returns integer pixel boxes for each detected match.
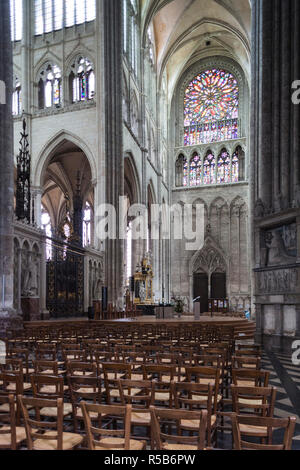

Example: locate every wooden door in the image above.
[211,272,226,299]
[193,273,209,314]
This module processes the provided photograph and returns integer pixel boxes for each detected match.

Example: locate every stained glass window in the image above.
[217,150,231,184]
[39,64,62,109]
[12,79,22,116]
[190,154,202,187]
[203,152,216,185]
[184,69,239,146]
[71,57,95,103]
[232,148,240,183]
[41,207,52,260]
[83,202,92,247]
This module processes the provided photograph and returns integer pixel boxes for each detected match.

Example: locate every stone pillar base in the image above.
[21,298,40,322]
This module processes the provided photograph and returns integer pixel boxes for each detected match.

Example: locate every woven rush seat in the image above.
[109,388,141,398]
[40,385,69,394]
[153,392,170,401]
[72,371,94,377]
[131,411,151,424]
[40,403,73,417]
[192,394,222,403]
[238,398,263,406]
[236,380,259,387]
[75,408,107,419]
[0,426,27,447]
[94,437,146,451]
[32,431,83,451]
[6,382,32,391]
[239,423,268,435]
[180,414,217,429]
[130,374,144,381]
[162,443,199,451]
[106,373,126,380]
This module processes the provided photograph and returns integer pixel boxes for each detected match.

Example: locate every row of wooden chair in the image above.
[1,392,296,451]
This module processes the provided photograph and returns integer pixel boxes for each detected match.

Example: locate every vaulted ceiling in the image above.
[141,0,251,100]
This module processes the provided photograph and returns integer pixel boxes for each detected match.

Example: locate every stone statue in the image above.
[139,283,146,303]
[254,199,265,218]
[22,255,39,297]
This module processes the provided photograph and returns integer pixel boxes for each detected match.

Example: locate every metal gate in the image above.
[46,241,84,318]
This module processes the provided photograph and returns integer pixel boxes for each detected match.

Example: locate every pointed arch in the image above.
[33,130,97,187]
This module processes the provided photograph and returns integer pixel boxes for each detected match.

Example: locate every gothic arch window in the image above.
[232,146,245,182]
[130,91,139,136]
[10,0,22,41]
[203,152,216,185]
[35,0,96,35]
[41,206,52,260]
[123,0,139,74]
[217,149,231,184]
[38,63,62,109]
[184,69,239,146]
[190,153,202,187]
[126,221,133,284]
[12,78,22,116]
[69,57,95,103]
[175,154,188,187]
[83,201,92,247]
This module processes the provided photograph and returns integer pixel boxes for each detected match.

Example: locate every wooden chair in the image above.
[35,347,57,362]
[232,369,270,388]
[116,379,154,443]
[80,402,146,450]
[231,385,277,441]
[17,395,83,450]
[150,406,208,451]
[143,365,175,407]
[231,414,297,450]
[6,348,33,382]
[235,349,261,358]
[0,394,27,449]
[68,376,103,433]
[232,356,261,370]
[62,349,87,363]
[103,363,137,403]
[185,366,222,409]
[33,360,60,376]
[172,381,217,447]
[30,375,73,418]
[66,361,97,377]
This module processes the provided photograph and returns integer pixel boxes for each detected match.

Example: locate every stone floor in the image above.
[218,348,300,450]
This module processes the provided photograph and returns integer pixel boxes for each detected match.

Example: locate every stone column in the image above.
[101,0,124,307]
[251,0,300,349]
[0,0,21,332]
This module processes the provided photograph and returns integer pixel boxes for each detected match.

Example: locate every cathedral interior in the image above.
[0,0,300,452]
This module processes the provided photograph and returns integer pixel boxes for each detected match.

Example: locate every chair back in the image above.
[17,395,64,450]
[80,402,132,450]
[0,394,17,450]
[150,406,207,450]
[231,414,297,450]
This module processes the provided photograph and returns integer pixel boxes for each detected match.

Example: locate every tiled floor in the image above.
[218,349,300,450]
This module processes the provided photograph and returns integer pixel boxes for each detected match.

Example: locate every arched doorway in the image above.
[190,237,227,314]
[41,140,94,318]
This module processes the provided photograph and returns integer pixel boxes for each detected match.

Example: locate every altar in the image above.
[133,254,154,306]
